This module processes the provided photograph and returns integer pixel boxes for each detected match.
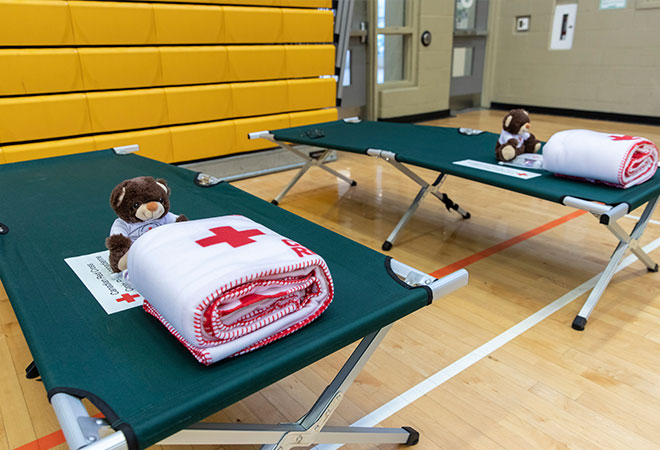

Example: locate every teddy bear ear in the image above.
[155,178,170,196]
[111,186,126,207]
[504,115,513,128]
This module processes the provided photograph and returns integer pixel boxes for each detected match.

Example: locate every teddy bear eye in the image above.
[159,197,163,202]
[133,202,139,209]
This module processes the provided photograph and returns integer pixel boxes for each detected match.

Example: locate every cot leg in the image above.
[432,192,471,219]
[269,140,356,205]
[571,196,658,330]
[272,158,316,205]
[382,184,431,251]
[376,165,470,250]
[317,157,358,187]
[572,240,628,331]
[424,173,470,219]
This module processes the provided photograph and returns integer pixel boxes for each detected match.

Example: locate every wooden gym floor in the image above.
[2,109,660,450]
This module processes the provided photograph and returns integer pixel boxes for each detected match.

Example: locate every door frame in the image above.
[367,0,420,120]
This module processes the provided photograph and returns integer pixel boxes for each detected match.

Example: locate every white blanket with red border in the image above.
[127,215,334,365]
[542,129,658,188]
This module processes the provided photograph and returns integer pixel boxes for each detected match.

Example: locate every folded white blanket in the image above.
[127,215,334,365]
[542,129,658,188]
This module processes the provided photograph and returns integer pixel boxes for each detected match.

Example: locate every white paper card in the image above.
[453,159,542,179]
[65,250,143,314]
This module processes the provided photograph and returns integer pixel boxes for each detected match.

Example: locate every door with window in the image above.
[339,0,456,121]
[371,0,455,120]
[450,0,489,108]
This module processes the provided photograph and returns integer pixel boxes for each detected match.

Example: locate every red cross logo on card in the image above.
[196,226,265,248]
[116,293,140,303]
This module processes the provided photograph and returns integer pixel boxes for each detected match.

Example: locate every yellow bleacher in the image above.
[0,0,336,164]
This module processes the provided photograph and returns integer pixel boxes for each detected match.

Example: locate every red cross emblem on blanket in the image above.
[196,226,265,248]
[116,293,140,303]
[609,135,636,141]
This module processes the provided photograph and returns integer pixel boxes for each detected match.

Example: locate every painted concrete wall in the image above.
[488,0,660,117]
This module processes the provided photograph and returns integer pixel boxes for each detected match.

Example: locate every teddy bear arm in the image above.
[175,214,188,222]
[524,133,541,153]
[106,234,132,273]
[496,139,525,162]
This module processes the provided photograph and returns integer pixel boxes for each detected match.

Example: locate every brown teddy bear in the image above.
[495,109,542,161]
[105,176,187,272]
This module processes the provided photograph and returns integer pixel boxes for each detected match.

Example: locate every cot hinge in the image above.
[366,148,397,161]
[78,417,114,446]
[274,392,344,449]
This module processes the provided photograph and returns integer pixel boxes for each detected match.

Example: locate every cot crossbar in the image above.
[562,195,659,330]
[248,132,470,251]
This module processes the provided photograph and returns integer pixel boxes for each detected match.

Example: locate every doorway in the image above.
[338,0,457,121]
[450,0,489,111]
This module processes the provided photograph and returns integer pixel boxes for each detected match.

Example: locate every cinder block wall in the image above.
[488,0,660,117]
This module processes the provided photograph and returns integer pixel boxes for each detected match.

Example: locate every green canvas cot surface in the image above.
[271,120,660,211]
[0,150,432,449]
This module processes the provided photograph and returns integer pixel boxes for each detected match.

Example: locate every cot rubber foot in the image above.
[25,361,40,380]
[0,222,8,234]
[402,426,419,446]
[271,200,279,206]
[572,316,587,331]
[648,263,659,273]
[351,180,357,186]
[382,241,393,251]
[463,212,471,220]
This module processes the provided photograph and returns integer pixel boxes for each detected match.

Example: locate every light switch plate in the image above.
[516,15,530,31]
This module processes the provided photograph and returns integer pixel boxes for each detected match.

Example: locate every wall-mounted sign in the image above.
[600,0,626,9]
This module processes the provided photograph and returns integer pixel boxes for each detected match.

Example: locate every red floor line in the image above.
[14,414,104,450]
[430,209,588,279]
[13,430,64,450]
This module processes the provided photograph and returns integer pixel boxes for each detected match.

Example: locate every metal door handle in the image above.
[357,21,368,44]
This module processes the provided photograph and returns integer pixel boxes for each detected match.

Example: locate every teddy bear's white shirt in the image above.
[110,212,179,241]
[498,129,531,148]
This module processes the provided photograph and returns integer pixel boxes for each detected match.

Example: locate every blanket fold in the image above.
[127,215,334,365]
[542,129,658,188]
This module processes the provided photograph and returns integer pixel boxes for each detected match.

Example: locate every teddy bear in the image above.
[105,176,187,272]
[495,109,542,162]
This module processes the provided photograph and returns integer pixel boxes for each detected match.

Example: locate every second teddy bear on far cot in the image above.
[495,109,541,162]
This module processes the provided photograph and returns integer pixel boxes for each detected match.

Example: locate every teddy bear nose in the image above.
[146,202,158,212]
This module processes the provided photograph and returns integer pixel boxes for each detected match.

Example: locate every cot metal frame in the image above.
[562,195,659,331]
[249,121,470,252]
[50,263,468,450]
